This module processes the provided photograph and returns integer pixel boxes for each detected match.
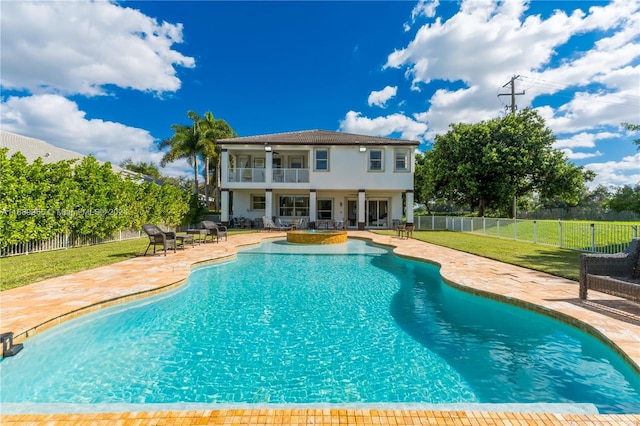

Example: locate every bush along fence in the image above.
[0,149,202,257]
[413,215,639,254]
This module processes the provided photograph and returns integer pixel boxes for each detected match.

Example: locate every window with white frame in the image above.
[314,148,329,171]
[251,195,266,210]
[279,195,309,217]
[394,149,409,172]
[317,199,333,220]
[369,149,383,171]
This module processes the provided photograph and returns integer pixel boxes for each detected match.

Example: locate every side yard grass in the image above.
[0,230,256,291]
[376,230,581,282]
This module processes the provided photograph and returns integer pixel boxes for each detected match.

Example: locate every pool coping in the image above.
[1,230,639,422]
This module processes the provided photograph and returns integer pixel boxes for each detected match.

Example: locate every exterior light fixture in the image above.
[359,146,367,152]
[264,145,272,152]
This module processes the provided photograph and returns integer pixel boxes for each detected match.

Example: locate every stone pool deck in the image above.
[1,231,639,425]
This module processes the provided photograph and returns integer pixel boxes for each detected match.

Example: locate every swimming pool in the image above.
[1,239,639,413]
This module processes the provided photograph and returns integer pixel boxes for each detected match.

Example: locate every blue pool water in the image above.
[1,239,639,413]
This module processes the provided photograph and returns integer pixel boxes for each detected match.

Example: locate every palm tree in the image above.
[159,111,212,195]
[198,112,237,209]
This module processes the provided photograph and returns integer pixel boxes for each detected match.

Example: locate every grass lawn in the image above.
[0,230,256,291]
[375,230,581,282]
[1,229,582,292]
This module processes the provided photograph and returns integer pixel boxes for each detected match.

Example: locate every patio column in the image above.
[309,189,317,222]
[358,189,366,230]
[221,149,229,186]
[265,149,273,185]
[405,190,414,226]
[265,189,273,219]
[221,189,230,225]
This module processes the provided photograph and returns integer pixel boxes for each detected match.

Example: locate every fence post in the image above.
[634,225,638,239]
[461,217,464,232]
[590,223,595,252]
[533,220,537,244]
[513,218,517,240]
[558,220,563,248]
[497,219,500,238]
[483,217,486,234]
[432,214,435,231]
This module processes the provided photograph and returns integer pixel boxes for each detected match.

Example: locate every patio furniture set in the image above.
[579,237,640,302]
[142,221,228,256]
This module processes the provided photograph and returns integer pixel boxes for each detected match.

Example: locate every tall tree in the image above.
[607,184,640,215]
[159,110,213,195]
[428,108,592,217]
[197,112,237,209]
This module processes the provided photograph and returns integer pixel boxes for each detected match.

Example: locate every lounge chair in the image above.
[276,218,293,230]
[142,224,177,256]
[262,216,289,232]
[579,238,640,302]
[201,220,228,243]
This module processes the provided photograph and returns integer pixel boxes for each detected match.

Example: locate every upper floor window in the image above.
[315,149,329,171]
[394,149,409,172]
[369,149,383,171]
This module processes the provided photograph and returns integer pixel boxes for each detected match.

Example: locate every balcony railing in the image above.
[227,168,309,183]
[228,168,266,183]
[273,168,309,183]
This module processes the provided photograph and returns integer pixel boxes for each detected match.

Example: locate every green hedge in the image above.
[0,149,198,249]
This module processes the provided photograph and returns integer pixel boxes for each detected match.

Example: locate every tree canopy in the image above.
[119,158,162,179]
[159,110,236,203]
[422,108,593,217]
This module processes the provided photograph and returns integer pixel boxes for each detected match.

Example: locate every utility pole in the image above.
[498,75,525,219]
[498,75,525,114]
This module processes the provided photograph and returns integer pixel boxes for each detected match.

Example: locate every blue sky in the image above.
[1,0,639,189]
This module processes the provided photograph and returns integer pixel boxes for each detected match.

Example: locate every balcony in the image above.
[272,168,309,183]
[228,168,266,183]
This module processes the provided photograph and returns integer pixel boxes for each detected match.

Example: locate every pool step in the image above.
[1,332,23,357]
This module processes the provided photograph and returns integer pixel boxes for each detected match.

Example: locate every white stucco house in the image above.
[217,130,419,229]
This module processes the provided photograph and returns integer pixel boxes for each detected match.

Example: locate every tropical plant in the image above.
[0,148,194,251]
[159,110,210,194]
[196,111,237,208]
[159,111,236,208]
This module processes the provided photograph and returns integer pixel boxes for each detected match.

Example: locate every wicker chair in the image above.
[201,220,228,243]
[142,224,177,256]
[579,238,640,302]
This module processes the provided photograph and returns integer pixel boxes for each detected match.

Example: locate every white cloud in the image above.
[560,149,603,160]
[0,94,190,178]
[0,1,195,96]
[375,0,640,188]
[368,86,398,108]
[554,132,620,150]
[584,153,640,188]
[339,110,428,142]
[405,0,440,31]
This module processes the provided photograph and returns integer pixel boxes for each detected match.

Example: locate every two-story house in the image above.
[217,130,419,229]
